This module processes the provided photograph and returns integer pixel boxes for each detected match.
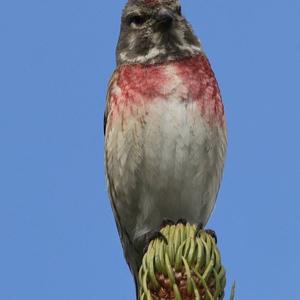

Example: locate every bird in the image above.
[104,0,227,296]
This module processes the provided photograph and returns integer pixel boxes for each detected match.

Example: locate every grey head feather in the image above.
[116,0,202,65]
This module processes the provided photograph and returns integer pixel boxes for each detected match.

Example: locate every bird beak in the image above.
[155,8,174,27]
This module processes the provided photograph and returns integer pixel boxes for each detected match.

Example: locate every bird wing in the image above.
[104,70,118,136]
[104,70,124,237]
[104,71,141,282]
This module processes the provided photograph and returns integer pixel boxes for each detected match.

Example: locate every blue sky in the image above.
[1,0,300,299]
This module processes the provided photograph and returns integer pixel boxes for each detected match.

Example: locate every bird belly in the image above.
[105,97,227,241]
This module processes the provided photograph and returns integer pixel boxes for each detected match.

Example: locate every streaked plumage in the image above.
[104,0,227,294]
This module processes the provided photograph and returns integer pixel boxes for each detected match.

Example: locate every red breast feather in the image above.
[107,54,225,132]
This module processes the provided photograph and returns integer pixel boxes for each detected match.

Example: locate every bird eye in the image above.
[176,6,182,16]
[127,15,147,27]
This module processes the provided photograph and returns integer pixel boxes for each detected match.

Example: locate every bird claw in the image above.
[160,218,175,228]
[160,218,187,229]
[195,223,218,243]
[204,229,218,244]
[143,231,168,254]
[176,218,187,225]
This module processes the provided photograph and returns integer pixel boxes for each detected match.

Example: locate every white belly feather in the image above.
[106,96,227,242]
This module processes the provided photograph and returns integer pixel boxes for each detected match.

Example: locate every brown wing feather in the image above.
[104,71,141,285]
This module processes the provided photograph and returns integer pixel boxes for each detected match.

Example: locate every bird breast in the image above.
[105,54,227,237]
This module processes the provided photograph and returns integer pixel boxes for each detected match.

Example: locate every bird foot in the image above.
[195,223,218,243]
[160,218,175,228]
[176,218,187,225]
[160,218,188,229]
[143,230,168,254]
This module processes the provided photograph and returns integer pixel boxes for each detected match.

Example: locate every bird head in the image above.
[116,0,202,65]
